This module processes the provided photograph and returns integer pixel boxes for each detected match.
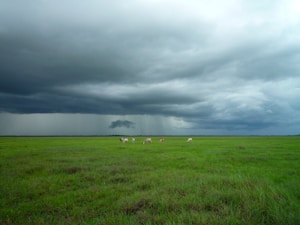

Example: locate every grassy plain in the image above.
[0,136,299,225]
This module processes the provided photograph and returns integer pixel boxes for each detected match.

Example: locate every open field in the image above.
[0,136,299,225]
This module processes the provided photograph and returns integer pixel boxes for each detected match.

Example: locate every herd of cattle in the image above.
[119,137,193,144]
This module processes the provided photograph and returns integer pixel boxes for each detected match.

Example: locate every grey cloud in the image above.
[109,120,135,129]
[0,0,300,135]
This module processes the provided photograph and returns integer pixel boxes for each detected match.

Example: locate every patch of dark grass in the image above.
[48,166,88,175]
[24,165,45,175]
[109,175,131,184]
[64,166,83,174]
[124,198,153,215]
[135,182,153,191]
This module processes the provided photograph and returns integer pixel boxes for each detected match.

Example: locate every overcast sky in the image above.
[1,0,300,136]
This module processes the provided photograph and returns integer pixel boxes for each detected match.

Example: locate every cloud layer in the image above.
[0,0,300,135]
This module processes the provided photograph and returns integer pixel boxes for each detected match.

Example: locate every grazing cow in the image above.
[187,137,192,142]
[132,137,136,143]
[143,137,152,144]
[120,137,128,143]
[159,138,165,142]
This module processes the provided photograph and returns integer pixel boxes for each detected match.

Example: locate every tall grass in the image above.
[0,136,299,224]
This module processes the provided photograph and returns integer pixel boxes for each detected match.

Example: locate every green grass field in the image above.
[0,136,299,225]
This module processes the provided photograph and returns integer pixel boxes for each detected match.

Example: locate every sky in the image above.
[0,0,300,136]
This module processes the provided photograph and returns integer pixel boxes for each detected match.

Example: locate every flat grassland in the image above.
[0,136,299,225]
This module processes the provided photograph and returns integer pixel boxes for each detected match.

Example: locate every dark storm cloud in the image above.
[0,0,300,135]
[109,120,135,129]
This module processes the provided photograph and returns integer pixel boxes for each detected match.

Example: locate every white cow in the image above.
[143,137,152,144]
[132,137,136,143]
[159,138,165,142]
[120,137,128,143]
[187,137,193,142]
